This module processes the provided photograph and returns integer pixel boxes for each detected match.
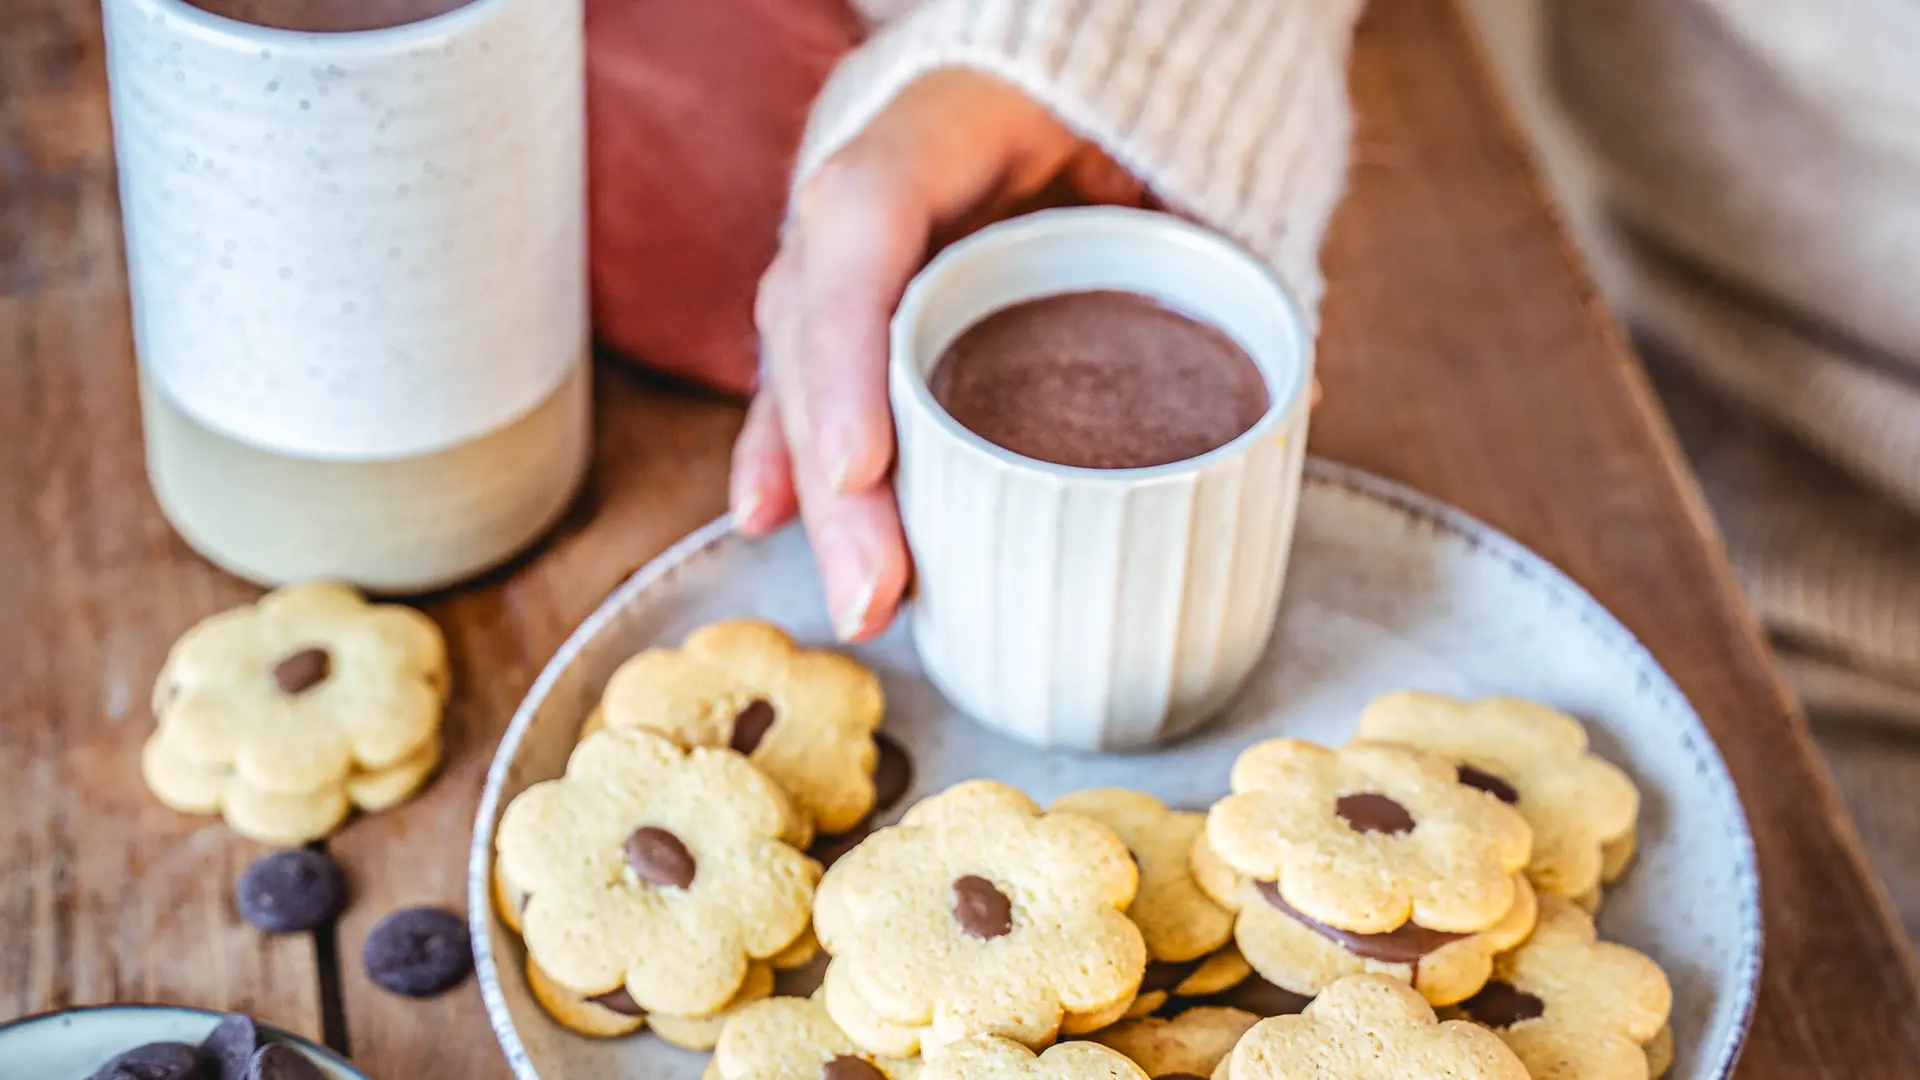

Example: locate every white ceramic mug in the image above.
[890,208,1314,751]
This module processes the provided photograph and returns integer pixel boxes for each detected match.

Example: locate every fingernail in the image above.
[733,493,762,533]
[829,447,857,493]
[836,571,878,642]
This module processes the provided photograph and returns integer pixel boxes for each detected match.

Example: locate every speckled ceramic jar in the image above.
[102,0,589,593]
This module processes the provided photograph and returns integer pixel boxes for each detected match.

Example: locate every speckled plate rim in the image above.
[467,457,1763,1080]
[0,1002,367,1078]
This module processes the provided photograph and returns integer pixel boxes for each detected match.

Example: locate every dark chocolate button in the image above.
[730,699,777,755]
[871,733,913,814]
[89,1043,204,1080]
[588,986,646,1017]
[822,1055,887,1080]
[1460,980,1545,1028]
[236,848,348,934]
[271,648,331,695]
[1140,958,1204,993]
[952,875,1013,939]
[1334,793,1415,835]
[1456,765,1520,805]
[202,1013,260,1080]
[1253,879,1468,963]
[362,906,472,997]
[248,1044,327,1080]
[625,826,697,889]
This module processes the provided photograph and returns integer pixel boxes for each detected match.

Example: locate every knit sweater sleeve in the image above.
[794,0,1363,314]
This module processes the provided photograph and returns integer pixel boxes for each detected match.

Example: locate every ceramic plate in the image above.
[469,460,1762,1080]
[0,1004,364,1080]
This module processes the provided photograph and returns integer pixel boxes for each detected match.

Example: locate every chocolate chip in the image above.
[248,1044,327,1080]
[271,647,330,694]
[89,1043,204,1080]
[822,1055,887,1080]
[1460,980,1546,1028]
[952,875,1013,939]
[362,906,472,997]
[1457,765,1520,805]
[588,986,646,1017]
[236,848,348,933]
[1334,793,1415,835]
[625,826,697,889]
[1253,879,1468,963]
[871,732,913,813]
[202,1013,260,1080]
[1140,958,1204,993]
[730,699,777,755]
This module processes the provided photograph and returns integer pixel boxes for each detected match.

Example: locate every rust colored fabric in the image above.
[586,0,863,395]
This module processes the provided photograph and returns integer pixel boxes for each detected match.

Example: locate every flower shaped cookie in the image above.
[710,995,920,1080]
[921,1037,1148,1080]
[1091,1006,1260,1080]
[603,620,884,838]
[1207,740,1531,934]
[814,780,1146,1054]
[1357,693,1639,902]
[144,583,448,842]
[1193,829,1538,1007]
[495,727,820,1018]
[1221,975,1527,1080]
[1053,789,1236,1015]
[1448,895,1672,1080]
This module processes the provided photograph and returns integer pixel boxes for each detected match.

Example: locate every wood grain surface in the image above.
[5,0,1920,1078]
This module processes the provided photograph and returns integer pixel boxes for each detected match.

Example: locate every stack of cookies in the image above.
[490,617,1674,1080]
[140,583,450,844]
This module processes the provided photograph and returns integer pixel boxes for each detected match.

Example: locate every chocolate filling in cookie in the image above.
[1334,792,1415,835]
[952,875,1014,939]
[1459,980,1545,1028]
[1140,957,1206,993]
[1455,765,1520,805]
[1254,879,1469,964]
[271,646,331,694]
[1170,975,1312,1019]
[588,985,647,1017]
[730,699,777,754]
[822,1055,887,1080]
[626,826,697,889]
[808,732,915,868]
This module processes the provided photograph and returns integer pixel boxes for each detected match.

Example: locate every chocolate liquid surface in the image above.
[180,0,476,32]
[928,291,1270,470]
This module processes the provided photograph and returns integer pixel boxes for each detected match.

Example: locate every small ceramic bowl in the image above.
[0,1004,365,1079]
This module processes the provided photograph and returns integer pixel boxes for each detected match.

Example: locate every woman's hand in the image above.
[734,69,1149,640]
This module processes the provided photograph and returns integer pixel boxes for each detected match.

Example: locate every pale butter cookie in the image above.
[602,620,883,839]
[1448,895,1671,1080]
[710,995,919,1080]
[1356,693,1639,903]
[922,1037,1147,1080]
[1193,829,1537,1007]
[494,727,819,1018]
[144,583,448,842]
[1220,975,1527,1080]
[1091,1006,1259,1080]
[814,780,1146,1054]
[1051,790,1236,1017]
[1206,740,1531,934]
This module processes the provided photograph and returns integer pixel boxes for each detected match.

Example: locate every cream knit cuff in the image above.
[795,0,1363,316]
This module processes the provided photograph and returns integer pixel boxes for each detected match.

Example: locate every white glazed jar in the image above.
[102,0,589,593]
